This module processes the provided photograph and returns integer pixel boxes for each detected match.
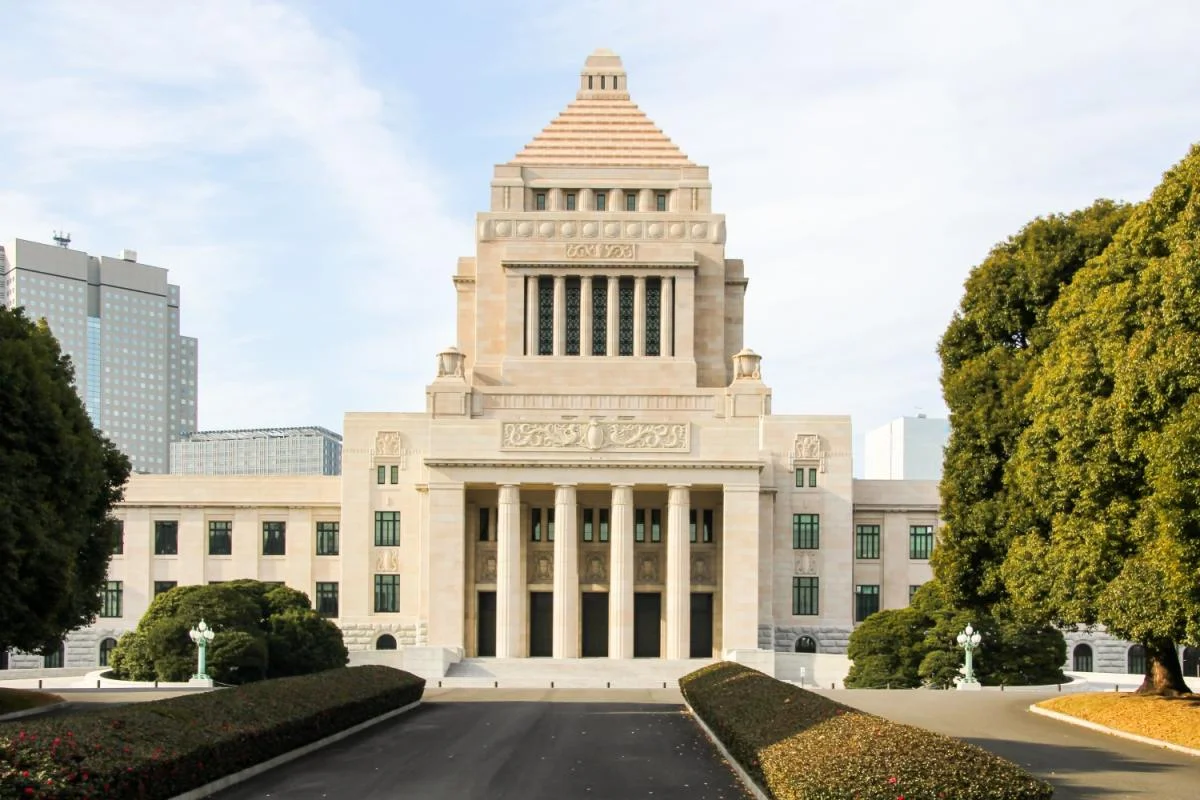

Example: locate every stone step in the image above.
[444,657,714,682]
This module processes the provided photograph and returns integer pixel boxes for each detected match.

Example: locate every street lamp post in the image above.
[189,619,215,683]
[956,623,982,691]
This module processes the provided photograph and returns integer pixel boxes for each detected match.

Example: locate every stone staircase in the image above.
[436,657,715,689]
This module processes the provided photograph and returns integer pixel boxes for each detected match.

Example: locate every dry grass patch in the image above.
[1038,693,1200,750]
[0,688,61,716]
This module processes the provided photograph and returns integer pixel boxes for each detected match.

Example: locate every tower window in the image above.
[565,278,581,356]
[537,277,553,356]
[618,278,635,356]
[535,192,547,211]
[626,193,637,212]
[595,192,607,211]
[592,277,608,355]
[588,75,593,89]
[600,75,606,89]
[565,193,577,211]
[613,76,619,90]
[645,277,661,356]
[656,193,667,212]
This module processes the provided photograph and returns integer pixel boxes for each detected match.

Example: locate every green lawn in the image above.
[0,687,62,715]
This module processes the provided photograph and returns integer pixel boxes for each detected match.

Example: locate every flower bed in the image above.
[0,665,425,799]
[1037,693,1200,750]
[680,662,1053,800]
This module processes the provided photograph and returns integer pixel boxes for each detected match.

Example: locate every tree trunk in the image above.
[1136,640,1191,696]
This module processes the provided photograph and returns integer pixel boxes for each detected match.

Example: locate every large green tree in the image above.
[1003,145,1200,696]
[0,307,130,655]
[935,200,1133,611]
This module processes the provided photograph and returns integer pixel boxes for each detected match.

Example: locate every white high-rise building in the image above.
[0,238,198,474]
[171,427,343,476]
[863,415,950,481]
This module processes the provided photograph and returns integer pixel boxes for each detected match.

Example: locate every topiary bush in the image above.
[0,665,424,799]
[681,662,1054,800]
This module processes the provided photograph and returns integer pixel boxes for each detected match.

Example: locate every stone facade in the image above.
[0,49,1154,680]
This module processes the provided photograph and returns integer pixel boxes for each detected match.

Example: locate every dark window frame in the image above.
[262,521,287,556]
[909,525,934,560]
[316,521,340,555]
[376,465,386,484]
[208,519,233,556]
[793,513,820,549]
[154,520,178,556]
[315,581,340,618]
[154,580,177,597]
[855,524,881,560]
[855,584,880,622]
[375,511,400,547]
[374,574,400,613]
[100,580,122,618]
[792,576,818,616]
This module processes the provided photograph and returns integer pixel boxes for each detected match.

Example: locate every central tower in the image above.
[454,49,748,394]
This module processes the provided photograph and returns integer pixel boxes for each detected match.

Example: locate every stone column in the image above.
[426,482,466,650]
[553,484,580,658]
[660,276,674,357]
[633,276,646,357]
[607,275,619,356]
[609,483,635,659]
[580,276,593,357]
[665,485,691,659]
[497,484,523,658]
[553,275,566,356]
[526,276,539,355]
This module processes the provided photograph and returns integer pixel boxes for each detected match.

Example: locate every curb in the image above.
[0,701,72,722]
[167,700,422,800]
[1029,704,1200,758]
[683,700,771,800]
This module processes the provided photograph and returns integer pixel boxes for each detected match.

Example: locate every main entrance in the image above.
[690,592,713,658]
[477,591,496,657]
[530,592,553,657]
[581,592,609,657]
[634,592,662,658]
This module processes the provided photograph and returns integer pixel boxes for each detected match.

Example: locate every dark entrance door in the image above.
[529,591,553,657]
[690,593,713,658]
[581,592,609,657]
[476,591,496,657]
[634,592,662,658]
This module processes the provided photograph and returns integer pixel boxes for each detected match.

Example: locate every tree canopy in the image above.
[934,200,1133,612]
[0,307,130,655]
[1002,145,1200,695]
[110,580,348,683]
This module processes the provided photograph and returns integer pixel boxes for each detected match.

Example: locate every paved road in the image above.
[821,689,1200,799]
[213,689,749,800]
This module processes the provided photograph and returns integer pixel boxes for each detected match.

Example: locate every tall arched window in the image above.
[1072,643,1094,672]
[794,636,817,654]
[376,634,397,651]
[1183,646,1199,678]
[99,638,119,668]
[1126,645,1146,676]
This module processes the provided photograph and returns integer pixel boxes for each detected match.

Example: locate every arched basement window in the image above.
[1072,643,1093,672]
[376,634,397,650]
[795,636,817,654]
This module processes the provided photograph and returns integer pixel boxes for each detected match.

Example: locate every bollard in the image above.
[494,680,498,688]
[1057,683,1061,692]
[886,683,890,690]
[831,682,835,690]
[662,681,667,689]
[551,681,555,688]
[1001,684,1005,692]
[1115,684,1119,693]
[38,679,43,689]
[606,681,610,689]
[97,679,101,688]
[438,680,442,688]
[155,680,159,688]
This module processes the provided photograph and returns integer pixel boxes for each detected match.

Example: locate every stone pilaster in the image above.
[552,484,580,658]
[497,484,523,657]
[553,275,566,356]
[525,277,538,355]
[606,274,619,356]
[660,276,674,357]
[609,484,635,659]
[722,484,761,653]
[665,484,691,659]
[580,276,593,357]
[633,276,646,357]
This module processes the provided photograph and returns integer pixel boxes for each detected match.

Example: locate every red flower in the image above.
[888,777,897,784]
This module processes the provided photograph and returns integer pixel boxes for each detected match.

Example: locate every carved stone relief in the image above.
[636,553,661,584]
[793,551,817,576]
[477,218,715,244]
[375,549,400,572]
[565,243,635,260]
[691,554,713,584]
[476,548,498,582]
[501,421,690,453]
[791,433,826,472]
[530,550,554,583]
[582,552,608,583]
[375,431,405,456]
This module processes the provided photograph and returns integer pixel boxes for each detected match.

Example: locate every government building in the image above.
[7,50,949,678]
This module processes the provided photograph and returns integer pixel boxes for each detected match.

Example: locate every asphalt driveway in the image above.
[212,690,749,799]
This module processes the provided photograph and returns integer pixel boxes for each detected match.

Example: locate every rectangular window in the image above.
[565,192,577,211]
[689,509,698,543]
[154,520,178,555]
[625,192,637,211]
[375,511,400,547]
[591,277,608,355]
[703,509,714,543]
[100,580,123,618]
[537,277,554,356]
[316,521,340,555]
[315,582,340,617]
[390,465,399,484]
[531,509,543,542]
[113,519,124,554]
[535,192,546,211]
[598,508,610,542]
[650,508,662,543]
[635,509,646,543]
[262,521,286,556]
[376,465,386,484]
[909,525,934,560]
[479,507,490,542]
[565,277,581,355]
[374,575,399,612]
[595,191,607,211]
[856,524,881,560]
[909,584,922,604]
[618,278,635,356]
[656,192,667,211]
[153,581,177,597]
[645,277,661,356]
[855,584,880,622]
[547,507,555,542]
[208,520,233,556]
[793,514,820,549]
[792,576,818,616]
[795,469,804,487]
[808,468,818,487]
[582,508,594,542]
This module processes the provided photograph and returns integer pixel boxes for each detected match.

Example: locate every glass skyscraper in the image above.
[1,238,198,473]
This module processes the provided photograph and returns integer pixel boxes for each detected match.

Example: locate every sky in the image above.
[3,0,1200,475]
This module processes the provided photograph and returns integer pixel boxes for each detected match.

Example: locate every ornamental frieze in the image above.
[501,420,690,453]
[564,242,635,260]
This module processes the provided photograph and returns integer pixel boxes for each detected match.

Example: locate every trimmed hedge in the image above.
[0,665,424,799]
[681,662,1053,800]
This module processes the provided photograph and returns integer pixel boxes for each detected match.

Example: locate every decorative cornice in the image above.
[423,458,763,471]
[852,505,941,514]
